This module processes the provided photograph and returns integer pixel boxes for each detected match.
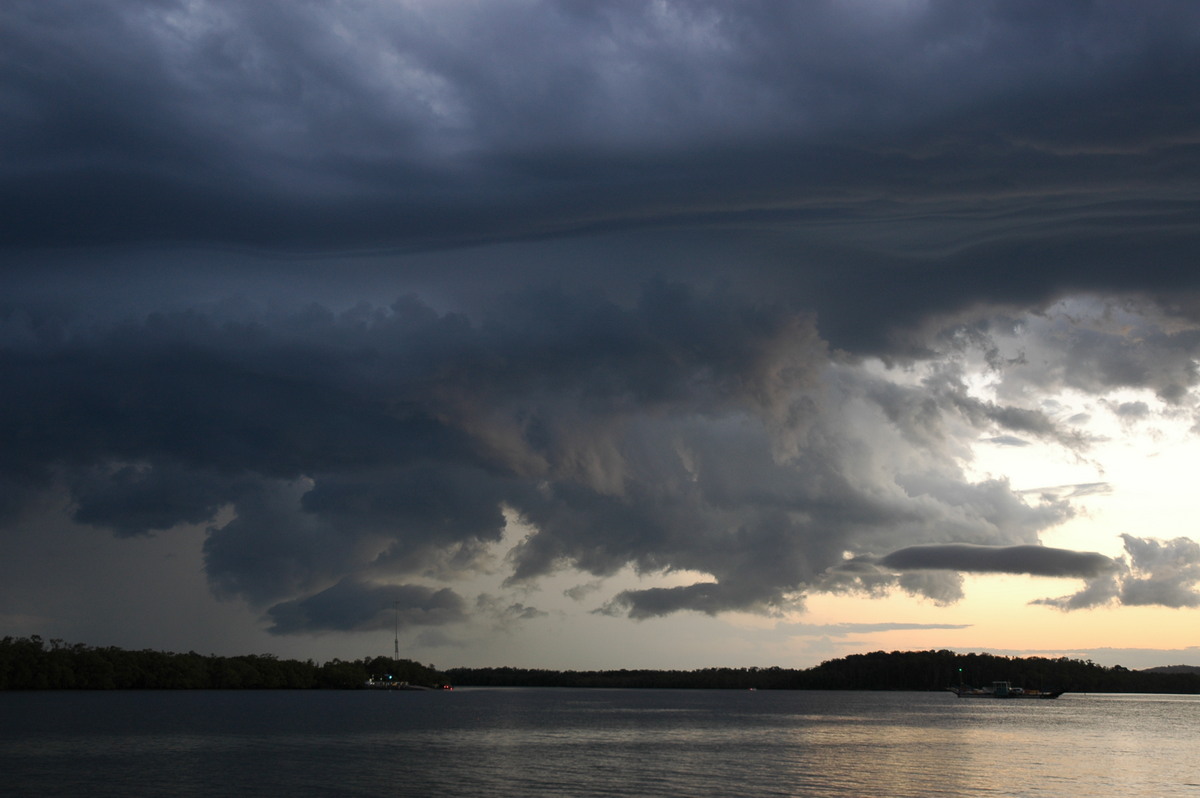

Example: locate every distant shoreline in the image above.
[4,637,1199,693]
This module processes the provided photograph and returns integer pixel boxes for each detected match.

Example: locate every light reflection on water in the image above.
[3,689,1198,797]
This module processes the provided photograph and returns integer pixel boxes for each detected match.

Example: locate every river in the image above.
[3,688,1197,797]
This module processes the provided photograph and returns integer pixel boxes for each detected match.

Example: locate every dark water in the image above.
[3,689,1197,797]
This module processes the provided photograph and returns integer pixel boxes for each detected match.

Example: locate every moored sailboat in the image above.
[950,680,1063,699]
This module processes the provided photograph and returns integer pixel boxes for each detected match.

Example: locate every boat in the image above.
[949,680,1063,699]
[363,678,453,690]
[361,600,452,690]
[364,677,433,691]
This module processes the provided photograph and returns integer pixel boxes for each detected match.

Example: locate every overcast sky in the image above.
[2,0,1199,670]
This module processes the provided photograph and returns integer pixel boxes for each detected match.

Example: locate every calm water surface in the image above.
[3,689,1197,797]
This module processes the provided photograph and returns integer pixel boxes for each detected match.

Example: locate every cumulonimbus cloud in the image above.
[266,578,467,635]
[4,3,1200,640]
[1,284,1111,630]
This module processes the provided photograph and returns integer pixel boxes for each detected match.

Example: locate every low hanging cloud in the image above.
[601,581,786,620]
[1,283,1109,631]
[872,536,1200,612]
[878,544,1119,579]
[266,578,467,635]
[826,542,1119,608]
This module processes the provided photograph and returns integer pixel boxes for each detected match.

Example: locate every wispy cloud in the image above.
[778,622,973,639]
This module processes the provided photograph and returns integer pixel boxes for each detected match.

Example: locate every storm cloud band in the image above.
[879,544,1119,578]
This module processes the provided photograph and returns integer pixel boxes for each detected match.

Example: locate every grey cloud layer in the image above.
[4,1,1200,351]
[266,579,466,636]
[879,544,1118,578]
[0,284,1106,631]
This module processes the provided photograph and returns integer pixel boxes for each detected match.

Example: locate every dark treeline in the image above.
[5,637,1200,693]
[446,649,1200,693]
[0,636,445,690]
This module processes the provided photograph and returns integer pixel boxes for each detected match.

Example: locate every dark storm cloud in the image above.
[602,581,781,620]
[265,578,466,635]
[878,543,1118,578]
[0,283,817,611]
[4,1,1200,637]
[3,2,1200,350]
[0,281,1086,628]
[853,541,1136,609]
[68,462,250,538]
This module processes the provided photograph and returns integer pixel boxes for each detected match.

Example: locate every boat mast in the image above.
[393,600,399,670]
